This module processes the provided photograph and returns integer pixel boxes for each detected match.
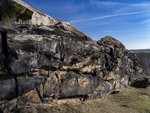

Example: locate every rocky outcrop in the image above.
[0,0,58,26]
[0,0,144,112]
[135,53,150,76]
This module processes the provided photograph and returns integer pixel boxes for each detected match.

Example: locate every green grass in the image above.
[112,87,150,113]
[130,51,150,53]
[15,86,150,113]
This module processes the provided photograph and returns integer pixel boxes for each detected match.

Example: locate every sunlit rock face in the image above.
[0,0,58,27]
[0,0,144,112]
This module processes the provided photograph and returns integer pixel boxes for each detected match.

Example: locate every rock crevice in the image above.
[0,0,145,112]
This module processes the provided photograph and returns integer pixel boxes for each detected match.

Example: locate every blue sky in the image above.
[22,0,150,49]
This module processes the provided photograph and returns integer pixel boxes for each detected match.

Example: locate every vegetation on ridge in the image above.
[130,49,150,53]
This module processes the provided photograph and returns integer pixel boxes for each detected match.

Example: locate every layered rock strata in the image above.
[0,0,144,112]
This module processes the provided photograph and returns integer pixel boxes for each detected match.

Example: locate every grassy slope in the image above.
[131,51,150,53]
[130,49,150,53]
[15,86,150,113]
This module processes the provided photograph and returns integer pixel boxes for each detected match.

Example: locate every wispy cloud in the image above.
[139,19,150,24]
[130,2,150,7]
[69,1,150,24]
[90,1,150,8]
[69,11,143,23]
[90,1,150,13]
[115,1,150,13]
[90,1,127,8]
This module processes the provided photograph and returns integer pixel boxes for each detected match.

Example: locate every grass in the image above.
[15,86,150,113]
[130,51,150,53]
[112,87,150,113]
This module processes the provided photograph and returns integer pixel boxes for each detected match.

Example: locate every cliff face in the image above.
[0,0,144,112]
[135,53,150,76]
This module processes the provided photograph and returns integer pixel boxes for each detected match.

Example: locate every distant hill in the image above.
[130,49,150,76]
[135,52,150,76]
[130,49,150,53]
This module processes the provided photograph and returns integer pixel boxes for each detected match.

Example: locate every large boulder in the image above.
[0,0,145,112]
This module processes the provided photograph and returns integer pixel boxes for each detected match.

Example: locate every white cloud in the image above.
[90,1,150,8]
[69,11,143,23]
[90,0,127,8]
[131,2,150,7]
[115,2,150,13]
[69,1,150,25]
[90,1,150,13]
[139,19,150,24]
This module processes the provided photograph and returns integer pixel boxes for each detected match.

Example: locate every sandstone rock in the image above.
[0,31,5,70]
[0,0,145,112]
[0,76,16,100]
[17,76,45,95]
[18,90,41,104]
[43,72,59,98]
[0,98,18,113]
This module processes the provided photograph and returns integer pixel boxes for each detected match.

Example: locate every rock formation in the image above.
[0,0,144,112]
[135,53,150,76]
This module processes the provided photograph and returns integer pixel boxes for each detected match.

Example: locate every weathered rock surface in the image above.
[135,53,150,76]
[0,76,16,100]
[0,0,58,26]
[0,0,145,112]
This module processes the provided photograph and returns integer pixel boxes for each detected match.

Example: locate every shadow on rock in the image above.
[131,78,150,88]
